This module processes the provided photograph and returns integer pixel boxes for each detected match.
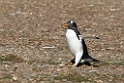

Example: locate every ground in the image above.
[0,0,124,83]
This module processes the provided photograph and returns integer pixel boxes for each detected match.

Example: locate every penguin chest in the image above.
[66,29,83,56]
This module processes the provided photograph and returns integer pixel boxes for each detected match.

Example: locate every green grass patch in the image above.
[100,61,124,66]
[31,75,50,81]
[0,54,24,63]
[54,75,92,82]
[54,71,92,82]
[0,75,12,80]
[0,56,11,63]
[27,59,59,65]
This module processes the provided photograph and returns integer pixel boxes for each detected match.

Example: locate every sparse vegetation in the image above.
[0,54,24,63]
[0,75,12,80]
[0,56,11,63]
[0,0,124,83]
[54,75,92,82]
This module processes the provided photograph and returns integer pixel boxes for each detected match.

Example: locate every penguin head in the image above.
[61,20,77,29]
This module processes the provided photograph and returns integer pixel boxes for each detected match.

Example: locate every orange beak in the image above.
[61,23,68,27]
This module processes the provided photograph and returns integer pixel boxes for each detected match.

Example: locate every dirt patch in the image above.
[0,0,124,83]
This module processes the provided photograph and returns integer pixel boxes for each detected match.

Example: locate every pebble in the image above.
[57,68,61,72]
[12,76,18,81]
[16,11,22,14]
[96,80,103,82]
[40,81,45,83]
[58,58,62,61]
[62,79,67,82]
[59,64,65,67]
[42,77,49,81]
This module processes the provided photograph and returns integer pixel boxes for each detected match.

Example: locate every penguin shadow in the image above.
[71,58,100,67]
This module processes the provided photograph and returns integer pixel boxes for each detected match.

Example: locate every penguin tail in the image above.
[92,58,100,62]
[84,56,100,62]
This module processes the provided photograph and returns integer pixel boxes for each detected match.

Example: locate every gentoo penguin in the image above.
[62,20,99,67]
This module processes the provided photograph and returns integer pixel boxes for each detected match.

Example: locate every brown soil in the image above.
[0,0,124,83]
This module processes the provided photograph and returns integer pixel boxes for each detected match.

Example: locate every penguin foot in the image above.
[72,64,77,67]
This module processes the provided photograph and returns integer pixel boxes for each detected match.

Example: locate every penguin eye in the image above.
[70,20,74,24]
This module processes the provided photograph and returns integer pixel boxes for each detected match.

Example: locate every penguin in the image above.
[61,20,99,67]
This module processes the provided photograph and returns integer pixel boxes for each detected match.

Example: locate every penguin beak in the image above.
[61,23,68,27]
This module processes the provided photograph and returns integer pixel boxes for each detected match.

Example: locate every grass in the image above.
[0,54,24,63]
[0,56,11,63]
[0,75,12,80]
[30,75,50,81]
[54,71,92,82]
[27,59,59,65]
[99,61,124,66]
[54,75,92,82]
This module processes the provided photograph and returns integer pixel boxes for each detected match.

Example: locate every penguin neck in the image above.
[68,26,81,36]
[67,27,81,40]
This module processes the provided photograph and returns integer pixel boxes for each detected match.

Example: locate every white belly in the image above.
[66,29,83,56]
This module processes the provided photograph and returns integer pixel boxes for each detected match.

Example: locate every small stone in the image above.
[9,13,16,16]
[12,76,18,81]
[59,64,65,67]
[58,58,62,61]
[29,78,34,81]
[42,77,49,81]
[40,81,45,83]
[57,68,61,71]
[96,80,103,82]
[62,79,67,82]
[16,11,22,14]
[109,79,112,81]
